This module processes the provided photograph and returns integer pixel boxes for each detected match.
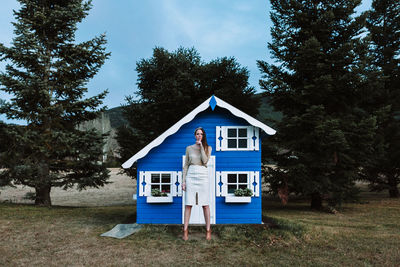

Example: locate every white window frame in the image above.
[216,126,259,151]
[226,172,251,195]
[138,171,182,202]
[148,172,173,196]
[216,171,260,198]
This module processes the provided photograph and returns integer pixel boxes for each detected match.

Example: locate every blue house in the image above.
[122,95,276,224]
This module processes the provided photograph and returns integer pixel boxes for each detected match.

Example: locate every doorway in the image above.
[182,155,216,224]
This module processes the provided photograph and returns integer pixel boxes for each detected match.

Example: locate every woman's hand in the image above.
[182,182,186,191]
[196,134,202,146]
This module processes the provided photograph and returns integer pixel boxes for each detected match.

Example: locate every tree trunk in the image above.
[388,176,399,198]
[35,185,52,206]
[311,192,322,210]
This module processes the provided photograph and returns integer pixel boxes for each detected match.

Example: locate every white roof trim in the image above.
[215,97,276,136]
[122,95,276,168]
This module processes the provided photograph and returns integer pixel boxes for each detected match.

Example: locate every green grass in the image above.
[0,191,399,266]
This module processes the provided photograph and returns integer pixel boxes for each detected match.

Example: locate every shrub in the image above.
[151,188,168,196]
[234,188,253,196]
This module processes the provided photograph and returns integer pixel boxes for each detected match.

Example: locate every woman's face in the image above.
[195,129,203,141]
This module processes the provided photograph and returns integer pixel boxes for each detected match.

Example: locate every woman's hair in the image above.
[194,127,209,155]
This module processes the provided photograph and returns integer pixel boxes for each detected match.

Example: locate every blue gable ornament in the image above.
[122,95,276,224]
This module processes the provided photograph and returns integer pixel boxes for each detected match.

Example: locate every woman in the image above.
[182,127,212,241]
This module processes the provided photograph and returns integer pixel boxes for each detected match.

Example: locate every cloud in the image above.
[232,2,254,12]
[160,1,263,58]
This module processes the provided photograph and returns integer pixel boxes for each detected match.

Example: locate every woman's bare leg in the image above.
[202,205,211,231]
[183,205,192,230]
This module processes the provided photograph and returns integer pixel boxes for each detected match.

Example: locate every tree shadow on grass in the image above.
[45,205,137,227]
[262,197,312,212]
[135,219,306,245]
[120,212,137,224]
[262,195,364,214]
[82,209,136,227]
[0,203,138,227]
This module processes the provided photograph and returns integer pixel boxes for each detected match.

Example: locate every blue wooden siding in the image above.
[136,106,264,224]
[215,196,261,224]
[137,197,182,224]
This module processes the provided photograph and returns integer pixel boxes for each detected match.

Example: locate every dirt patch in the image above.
[0,168,136,206]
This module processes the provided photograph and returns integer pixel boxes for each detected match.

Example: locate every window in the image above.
[150,173,171,194]
[227,173,249,193]
[216,126,259,151]
[227,127,249,149]
[138,171,182,197]
[216,171,260,197]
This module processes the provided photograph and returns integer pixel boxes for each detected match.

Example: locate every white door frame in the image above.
[182,155,216,224]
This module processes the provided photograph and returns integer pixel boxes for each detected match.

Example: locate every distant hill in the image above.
[104,106,128,129]
[103,93,282,130]
[253,93,282,128]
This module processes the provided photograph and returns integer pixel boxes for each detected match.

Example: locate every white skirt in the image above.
[185,165,209,206]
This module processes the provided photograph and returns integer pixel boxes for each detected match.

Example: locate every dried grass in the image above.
[0,168,135,206]
[0,173,399,266]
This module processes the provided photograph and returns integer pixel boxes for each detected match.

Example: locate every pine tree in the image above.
[360,0,400,197]
[0,0,110,206]
[258,0,376,209]
[117,46,259,176]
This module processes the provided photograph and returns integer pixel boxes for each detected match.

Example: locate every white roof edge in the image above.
[121,96,213,169]
[122,95,276,169]
[216,97,277,136]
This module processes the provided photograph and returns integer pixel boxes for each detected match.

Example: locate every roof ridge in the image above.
[122,95,276,169]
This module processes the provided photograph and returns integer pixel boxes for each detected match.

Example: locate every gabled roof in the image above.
[122,95,276,168]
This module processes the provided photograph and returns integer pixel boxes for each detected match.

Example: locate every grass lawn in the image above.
[0,191,399,266]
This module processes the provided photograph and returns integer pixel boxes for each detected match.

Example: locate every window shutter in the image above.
[254,127,259,151]
[255,171,260,196]
[139,171,145,196]
[216,171,222,196]
[247,171,252,195]
[249,171,260,197]
[177,171,182,196]
[144,172,151,196]
[221,172,228,196]
[247,126,254,150]
[216,126,221,151]
[171,171,177,196]
[221,126,228,150]
[247,126,260,151]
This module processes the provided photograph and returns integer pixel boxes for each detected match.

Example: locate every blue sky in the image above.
[0,0,372,123]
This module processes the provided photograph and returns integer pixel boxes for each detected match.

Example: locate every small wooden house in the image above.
[122,95,276,224]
